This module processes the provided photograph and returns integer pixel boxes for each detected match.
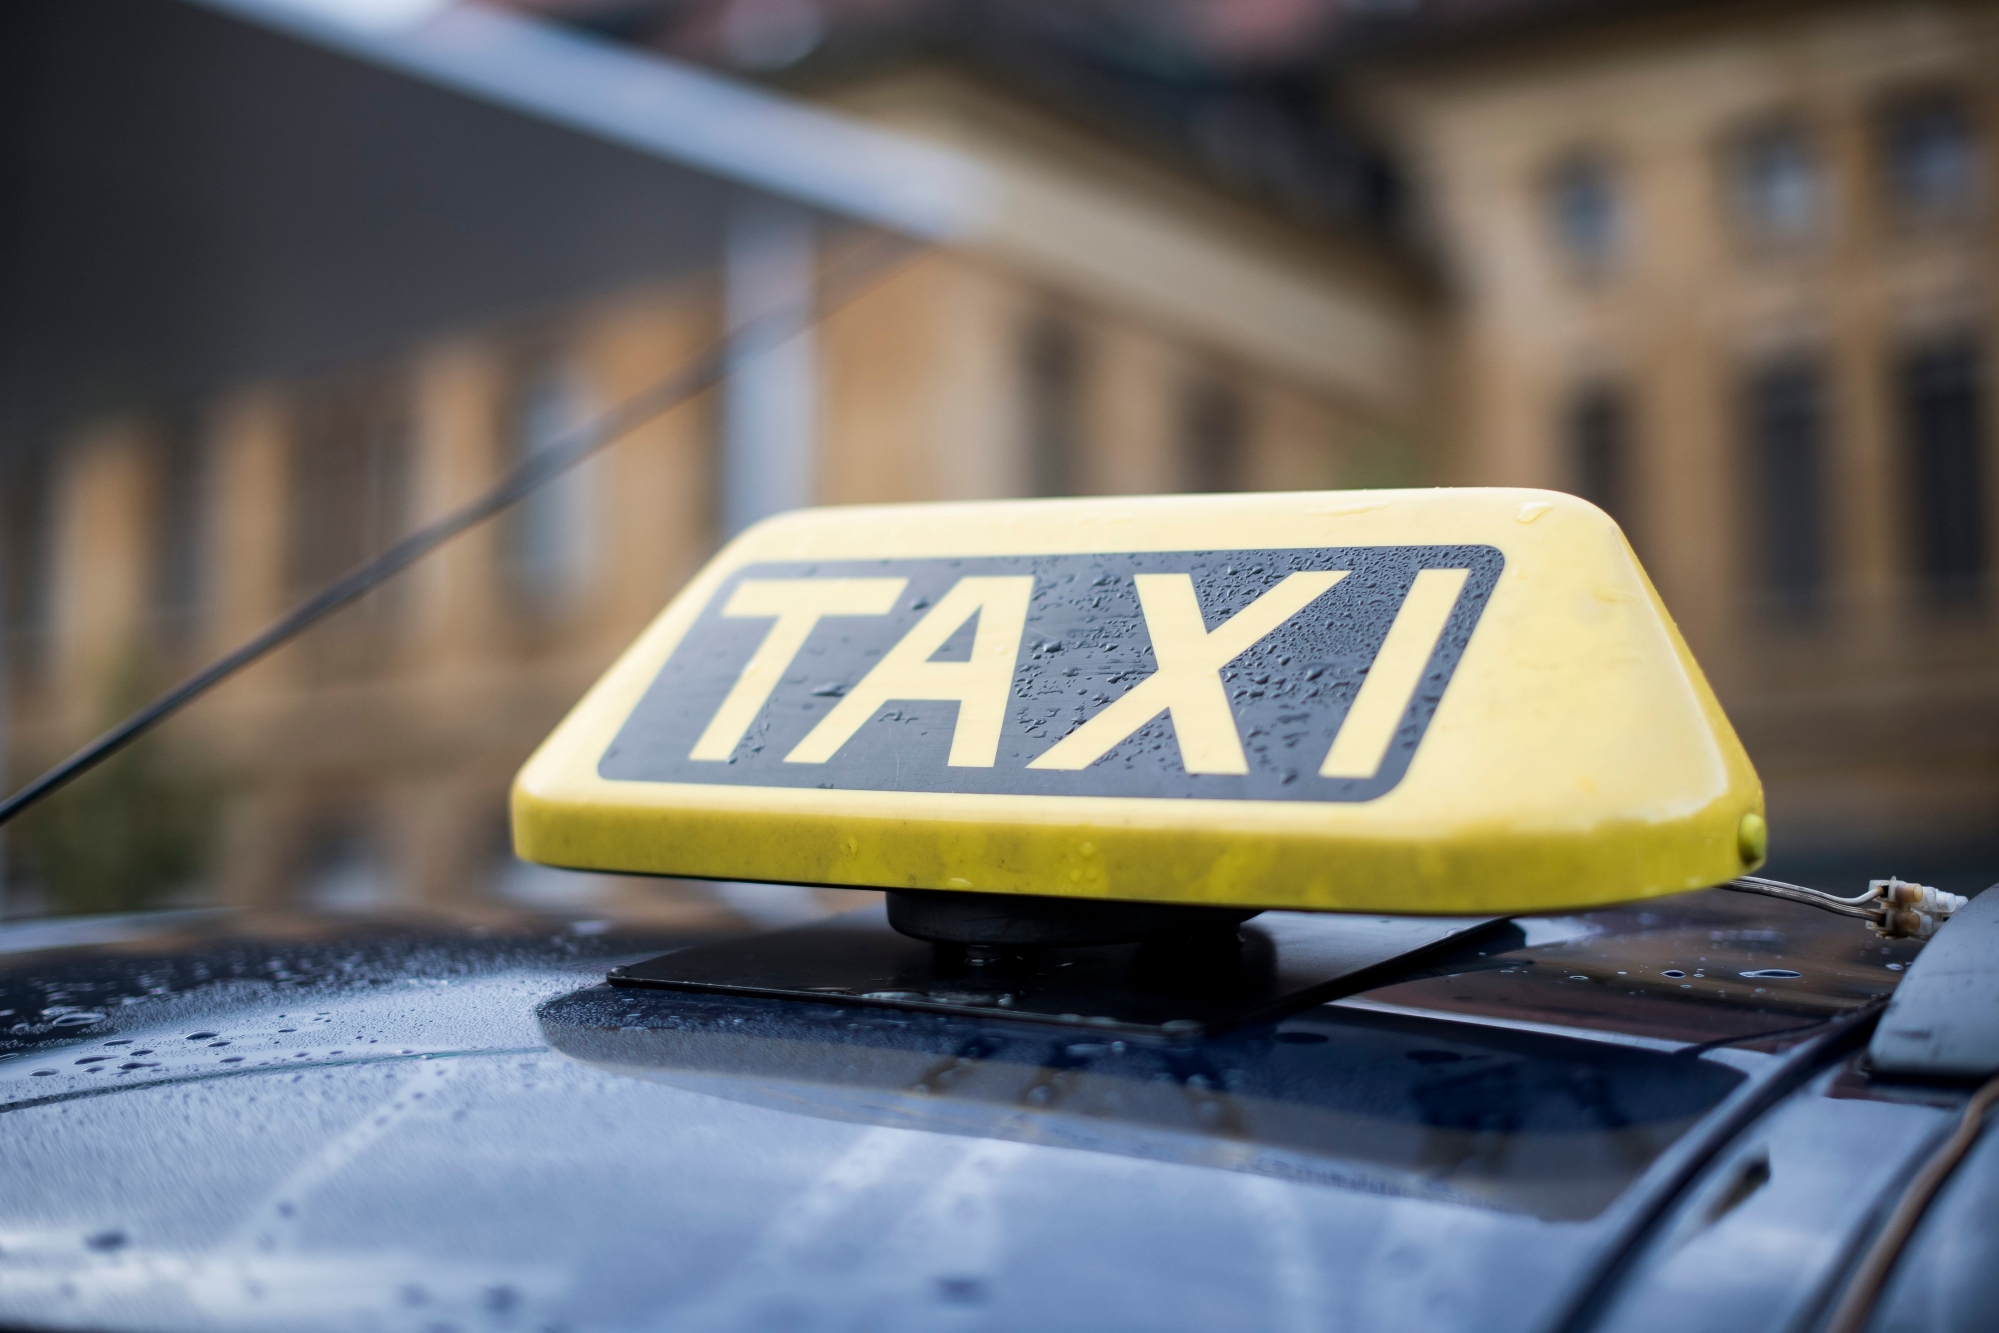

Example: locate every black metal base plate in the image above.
[608,902,1497,1038]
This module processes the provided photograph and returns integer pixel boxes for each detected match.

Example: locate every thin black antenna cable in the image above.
[0,231,924,829]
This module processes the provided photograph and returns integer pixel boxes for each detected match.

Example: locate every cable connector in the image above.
[1724,874,1967,940]
[1869,877,1969,941]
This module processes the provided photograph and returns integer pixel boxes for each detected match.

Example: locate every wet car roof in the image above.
[0,889,1955,1332]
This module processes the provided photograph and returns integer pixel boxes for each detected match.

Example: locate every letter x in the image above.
[1028,570,1345,775]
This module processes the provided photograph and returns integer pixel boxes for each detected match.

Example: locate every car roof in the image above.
[0,887,1953,1331]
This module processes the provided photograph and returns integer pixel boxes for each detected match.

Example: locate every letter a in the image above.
[688,578,907,761]
[1029,570,1344,775]
[785,576,1035,767]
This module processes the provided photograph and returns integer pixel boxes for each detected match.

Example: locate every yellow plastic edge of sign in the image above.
[511,488,1765,916]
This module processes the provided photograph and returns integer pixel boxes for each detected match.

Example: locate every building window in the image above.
[153,409,208,645]
[1882,93,1982,221]
[504,359,600,612]
[1547,153,1623,271]
[288,371,414,618]
[1901,339,1988,602]
[1023,317,1083,498]
[1729,122,1822,244]
[1745,360,1830,616]
[1182,378,1248,494]
[1569,385,1634,532]
[1,451,54,669]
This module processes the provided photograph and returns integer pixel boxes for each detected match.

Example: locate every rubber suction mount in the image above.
[885,888,1260,948]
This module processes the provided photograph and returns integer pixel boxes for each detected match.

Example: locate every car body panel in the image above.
[0,888,1986,1332]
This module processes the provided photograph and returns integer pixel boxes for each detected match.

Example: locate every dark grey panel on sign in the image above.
[600,545,1501,802]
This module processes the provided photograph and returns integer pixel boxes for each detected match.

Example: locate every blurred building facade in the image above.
[2,0,1994,913]
[0,0,1426,915]
[1345,0,1999,874]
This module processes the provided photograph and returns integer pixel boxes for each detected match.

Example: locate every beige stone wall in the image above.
[1362,0,1999,859]
[817,249,1420,511]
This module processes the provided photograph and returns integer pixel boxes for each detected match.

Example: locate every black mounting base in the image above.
[607,901,1498,1039]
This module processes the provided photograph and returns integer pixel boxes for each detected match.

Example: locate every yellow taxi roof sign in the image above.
[512,489,1764,916]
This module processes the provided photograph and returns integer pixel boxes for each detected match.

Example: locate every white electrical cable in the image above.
[1725,875,1969,939]
[1733,875,1883,907]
